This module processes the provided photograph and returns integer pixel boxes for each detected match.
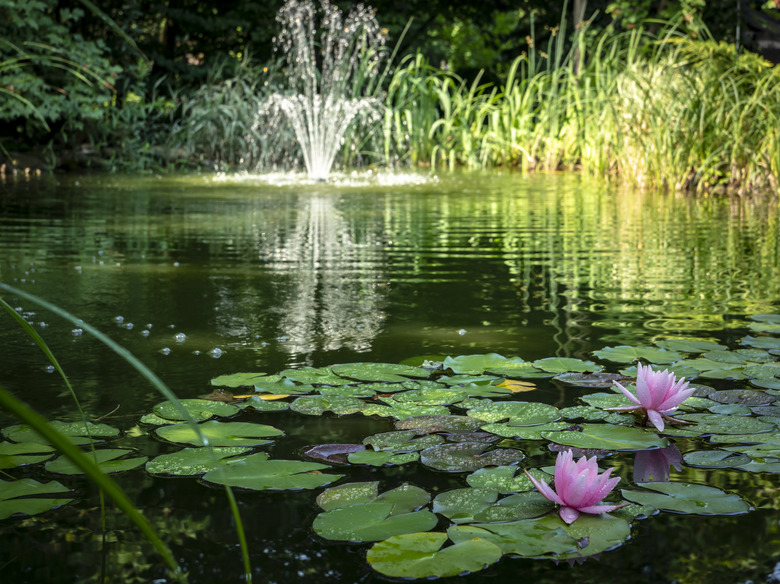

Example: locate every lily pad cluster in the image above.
[2,314,780,578]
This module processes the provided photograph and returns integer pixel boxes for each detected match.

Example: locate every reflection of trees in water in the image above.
[267,194,385,358]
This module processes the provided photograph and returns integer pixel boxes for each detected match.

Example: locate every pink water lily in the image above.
[523,450,625,524]
[610,363,695,432]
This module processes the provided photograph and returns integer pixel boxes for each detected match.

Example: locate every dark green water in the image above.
[1,171,779,583]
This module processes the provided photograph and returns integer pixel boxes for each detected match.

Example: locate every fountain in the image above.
[271,0,387,181]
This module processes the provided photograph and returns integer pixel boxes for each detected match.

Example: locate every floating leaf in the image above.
[542,424,668,451]
[239,396,290,411]
[682,450,750,468]
[392,388,468,406]
[313,503,437,542]
[439,375,502,386]
[2,421,120,446]
[741,336,780,350]
[254,378,314,395]
[593,346,682,364]
[152,399,239,422]
[366,399,450,419]
[46,449,147,475]
[466,466,549,493]
[481,421,571,440]
[363,430,444,452]
[707,389,775,406]
[750,314,780,324]
[301,444,365,465]
[465,400,560,425]
[444,353,523,375]
[278,367,354,386]
[619,363,700,381]
[155,420,283,447]
[395,415,483,433]
[366,532,502,579]
[496,379,537,393]
[0,478,73,520]
[621,482,751,515]
[202,458,342,491]
[290,395,366,416]
[432,487,499,523]
[654,339,727,353]
[318,385,377,398]
[210,372,278,387]
[532,358,602,374]
[316,482,430,513]
[748,322,780,334]
[420,442,524,472]
[331,363,430,382]
[0,441,55,469]
[580,392,635,410]
[146,446,255,476]
[488,362,553,378]
[554,372,626,388]
[675,413,775,435]
[347,450,419,466]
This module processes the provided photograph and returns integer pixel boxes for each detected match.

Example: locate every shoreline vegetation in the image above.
[2,6,780,195]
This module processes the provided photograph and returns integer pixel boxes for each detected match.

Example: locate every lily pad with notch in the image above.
[395,415,484,434]
[466,465,550,493]
[532,357,602,374]
[291,395,367,416]
[347,450,420,466]
[331,362,430,382]
[202,457,342,491]
[654,339,727,353]
[554,372,626,388]
[542,424,668,451]
[363,430,444,452]
[465,400,560,425]
[2,421,120,446]
[146,446,255,476]
[0,441,56,469]
[420,442,525,472]
[621,482,751,515]
[210,372,280,387]
[152,399,240,422]
[593,345,682,364]
[46,448,147,475]
[155,420,284,447]
[0,478,74,520]
[278,367,355,386]
[301,444,366,465]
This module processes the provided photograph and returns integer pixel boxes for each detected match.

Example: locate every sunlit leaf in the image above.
[542,424,668,451]
[203,458,342,491]
[152,399,239,422]
[593,346,682,364]
[155,420,283,447]
[313,503,437,542]
[146,446,255,476]
[622,482,751,515]
[443,353,523,375]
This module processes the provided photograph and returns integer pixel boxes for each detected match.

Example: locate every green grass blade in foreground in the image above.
[0,384,186,582]
[0,283,253,582]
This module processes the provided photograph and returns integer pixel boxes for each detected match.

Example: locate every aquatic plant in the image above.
[524,450,624,524]
[611,363,695,431]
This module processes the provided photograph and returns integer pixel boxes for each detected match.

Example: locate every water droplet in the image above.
[145,323,153,329]
[114,316,124,324]
[277,336,288,343]
[72,328,83,336]
[457,329,466,336]
[141,329,150,337]
[261,341,268,347]
[38,322,47,328]
[193,350,201,356]
[175,333,186,343]
[125,323,134,330]
[160,347,171,356]
[209,348,223,358]
[173,262,180,267]
[45,365,55,373]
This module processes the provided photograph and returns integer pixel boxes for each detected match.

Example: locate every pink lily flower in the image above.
[524,450,625,524]
[610,363,696,432]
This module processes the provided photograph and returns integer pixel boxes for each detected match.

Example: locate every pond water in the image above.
[1,170,780,584]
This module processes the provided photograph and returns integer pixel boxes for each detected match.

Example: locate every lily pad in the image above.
[318,385,377,398]
[439,375,502,386]
[202,458,342,491]
[488,362,553,378]
[554,372,626,388]
[316,482,431,513]
[621,482,751,515]
[742,335,780,350]
[46,448,147,475]
[432,487,499,523]
[444,353,524,375]
[152,399,239,422]
[347,450,420,466]
[301,444,366,465]
[542,424,668,451]
[365,399,450,419]
[392,389,468,406]
[395,415,484,433]
[291,395,367,416]
[0,441,55,469]
[366,532,502,579]
[654,339,727,353]
[707,389,775,406]
[466,466,549,493]
[313,503,437,542]
[155,420,284,447]
[420,442,524,472]
[682,450,750,468]
[146,446,255,476]
[0,478,74,520]
[331,362,430,382]
[363,430,444,452]
[278,367,354,386]
[465,400,560,425]
[239,396,290,412]
[675,413,775,435]
[593,346,682,364]
[254,378,314,395]
[2,421,120,446]
[481,421,571,440]
[210,372,278,387]
[532,358,601,374]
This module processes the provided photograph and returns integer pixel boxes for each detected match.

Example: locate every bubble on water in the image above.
[209,347,223,359]
[261,342,268,348]
[193,350,201,356]
[125,323,134,330]
[277,336,288,343]
[114,316,124,324]
[45,365,55,373]
[173,262,180,268]
[14,307,22,313]
[75,265,82,273]
[98,250,104,256]
[457,328,466,336]
[141,329,150,337]
[160,347,171,356]
[145,323,153,329]
[168,324,175,329]
[38,322,48,328]
[175,333,186,343]
[72,328,83,336]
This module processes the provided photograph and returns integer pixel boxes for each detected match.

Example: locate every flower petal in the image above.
[613,380,642,406]
[523,469,564,506]
[559,506,581,524]
[646,409,665,432]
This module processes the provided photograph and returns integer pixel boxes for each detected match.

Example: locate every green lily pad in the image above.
[239,396,290,412]
[481,421,571,440]
[152,399,239,422]
[313,503,437,542]
[278,367,354,386]
[751,314,780,324]
[347,450,420,466]
[155,420,284,447]
[654,339,727,353]
[488,362,553,378]
[365,399,451,419]
[363,430,444,452]
[202,458,342,491]
[420,442,524,472]
[45,448,147,475]
[579,391,636,410]
[701,367,747,380]
[748,322,780,334]
[675,413,775,435]
[316,482,431,513]
[465,400,560,425]
[741,336,780,350]
[456,383,516,398]
[750,378,780,390]
[743,363,780,379]
[254,378,314,395]
[331,363,430,382]
[432,487,499,523]
[682,450,751,468]
[593,346,682,364]
[701,350,750,364]
[532,358,601,374]
[140,413,178,425]
[0,478,74,520]
[466,466,549,493]
[146,446,255,476]
[318,385,377,398]
[444,353,524,375]
[210,372,278,387]
[291,395,367,416]
[621,482,751,515]
[707,389,775,406]
[559,405,633,424]
[366,532,502,579]
[619,364,700,381]
[392,389,468,406]
[402,379,447,390]
[0,441,55,469]
[2,421,120,446]
[542,424,668,451]
[439,375,502,386]
[708,404,752,415]
[395,415,484,433]
[473,491,555,523]
[554,372,626,388]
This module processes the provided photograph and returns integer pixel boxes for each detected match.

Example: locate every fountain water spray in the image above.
[272,0,387,180]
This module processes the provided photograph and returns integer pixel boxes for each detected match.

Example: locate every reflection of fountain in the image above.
[269,193,385,358]
[272,0,386,180]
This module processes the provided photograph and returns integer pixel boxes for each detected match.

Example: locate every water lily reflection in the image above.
[633,444,683,483]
